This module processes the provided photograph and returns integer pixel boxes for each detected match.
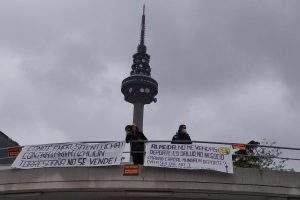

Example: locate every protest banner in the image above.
[144,142,233,173]
[12,141,125,169]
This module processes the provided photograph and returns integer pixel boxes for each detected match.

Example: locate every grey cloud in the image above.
[0,0,299,163]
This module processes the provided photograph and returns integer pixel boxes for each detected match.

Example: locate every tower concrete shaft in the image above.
[133,103,144,131]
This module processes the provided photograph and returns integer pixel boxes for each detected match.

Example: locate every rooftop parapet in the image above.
[0,166,299,199]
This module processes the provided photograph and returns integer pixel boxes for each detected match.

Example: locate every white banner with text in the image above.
[12,141,125,169]
[144,142,233,173]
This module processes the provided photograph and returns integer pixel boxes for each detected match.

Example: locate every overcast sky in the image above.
[0,0,300,161]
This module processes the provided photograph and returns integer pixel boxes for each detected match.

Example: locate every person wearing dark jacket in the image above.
[171,124,192,144]
[125,124,148,165]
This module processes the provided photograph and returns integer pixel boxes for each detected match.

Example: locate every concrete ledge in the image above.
[0,166,299,200]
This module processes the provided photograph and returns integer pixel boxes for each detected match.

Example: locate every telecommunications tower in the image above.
[121,5,158,131]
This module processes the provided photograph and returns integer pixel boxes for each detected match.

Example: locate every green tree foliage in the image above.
[233,139,287,170]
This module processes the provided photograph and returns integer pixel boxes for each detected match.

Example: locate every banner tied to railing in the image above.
[144,142,233,173]
[12,141,125,169]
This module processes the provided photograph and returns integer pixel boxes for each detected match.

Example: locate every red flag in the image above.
[7,147,21,157]
[232,143,246,150]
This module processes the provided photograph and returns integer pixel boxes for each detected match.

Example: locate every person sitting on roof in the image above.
[233,140,260,168]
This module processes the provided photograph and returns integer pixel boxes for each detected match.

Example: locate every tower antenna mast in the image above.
[121,4,158,131]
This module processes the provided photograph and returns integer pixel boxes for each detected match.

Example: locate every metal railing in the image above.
[0,140,300,168]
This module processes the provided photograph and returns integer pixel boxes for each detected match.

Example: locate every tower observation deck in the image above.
[121,5,158,131]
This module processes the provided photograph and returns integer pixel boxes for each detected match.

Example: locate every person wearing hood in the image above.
[171,124,192,144]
